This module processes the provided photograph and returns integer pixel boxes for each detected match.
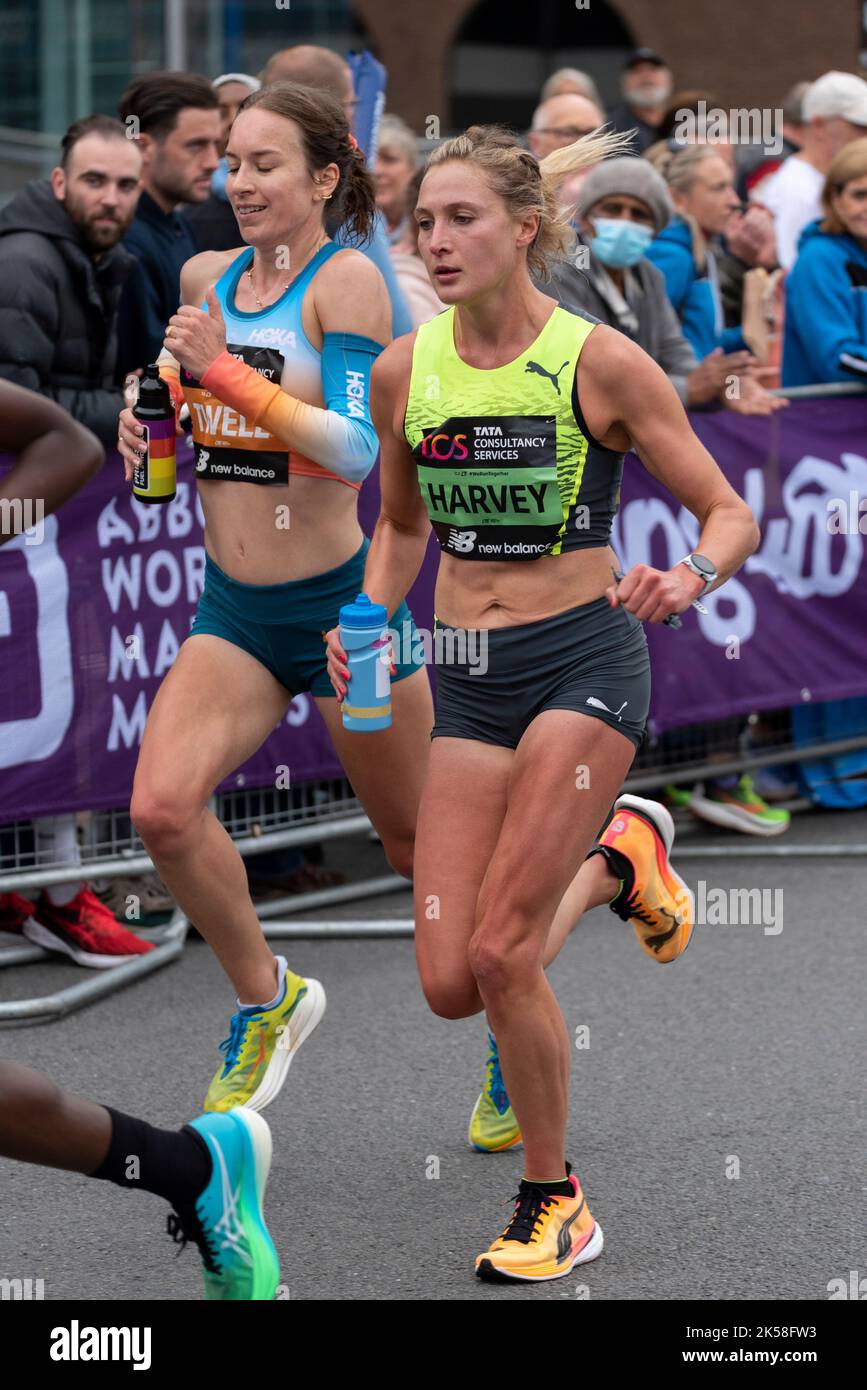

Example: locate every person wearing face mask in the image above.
[536,157,757,410]
[606,50,673,156]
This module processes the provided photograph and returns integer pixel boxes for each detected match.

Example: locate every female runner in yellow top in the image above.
[326,124,758,1281]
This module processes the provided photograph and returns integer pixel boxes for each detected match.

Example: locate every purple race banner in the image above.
[1,396,866,820]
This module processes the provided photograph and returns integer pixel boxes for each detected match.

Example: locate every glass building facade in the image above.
[0,0,363,195]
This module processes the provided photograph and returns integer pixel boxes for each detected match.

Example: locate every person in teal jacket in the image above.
[782,138,867,387]
[645,145,750,359]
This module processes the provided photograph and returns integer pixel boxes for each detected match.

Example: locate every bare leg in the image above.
[0,1061,110,1172]
[542,853,621,968]
[131,635,292,1004]
[315,666,434,880]
[412,715,634,1177]
[469,713,635,1178]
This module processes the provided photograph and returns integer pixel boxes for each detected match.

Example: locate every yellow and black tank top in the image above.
[403,305,624,561]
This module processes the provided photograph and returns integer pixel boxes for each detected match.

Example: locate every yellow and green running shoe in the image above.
[469,1032,522,1153]
[204,960,326,1114]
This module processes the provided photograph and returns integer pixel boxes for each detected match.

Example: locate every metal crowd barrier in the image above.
[2,715,866,1026]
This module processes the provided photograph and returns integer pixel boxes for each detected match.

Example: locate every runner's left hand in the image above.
[163,287,227,380]
[606,563,706,624]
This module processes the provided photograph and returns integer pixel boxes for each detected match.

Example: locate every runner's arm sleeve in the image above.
[156,349,185,418]
[199,332,384,483]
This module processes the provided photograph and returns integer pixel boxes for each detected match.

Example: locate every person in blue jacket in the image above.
[646,144,750,359]
[782,137,867,387]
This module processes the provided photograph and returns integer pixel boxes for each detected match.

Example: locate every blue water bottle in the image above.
[338,593,392,731]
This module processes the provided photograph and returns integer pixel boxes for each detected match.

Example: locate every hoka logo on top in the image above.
[525,359,570,395]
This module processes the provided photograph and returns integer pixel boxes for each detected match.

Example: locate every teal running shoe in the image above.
[167,1108,280,1300]
[469,1032,522,1152]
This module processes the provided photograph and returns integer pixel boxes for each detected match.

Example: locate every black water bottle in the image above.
[132,364,176,504]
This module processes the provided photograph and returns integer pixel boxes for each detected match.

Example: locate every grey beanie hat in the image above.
[574,156,673,232]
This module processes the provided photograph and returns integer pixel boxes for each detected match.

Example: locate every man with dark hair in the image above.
[116,73,221,377]
[185,72,260,253]
[0,115,141,446]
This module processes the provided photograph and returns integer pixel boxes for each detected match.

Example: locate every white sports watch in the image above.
[679,553,717,598]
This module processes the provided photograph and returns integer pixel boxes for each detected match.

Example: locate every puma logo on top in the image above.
[525,360,570,394]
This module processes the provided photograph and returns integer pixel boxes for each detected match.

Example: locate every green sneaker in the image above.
[689,775,790,837]
[663,784,694,810]
[204,961,326,1114]
[469,1032,522,1152]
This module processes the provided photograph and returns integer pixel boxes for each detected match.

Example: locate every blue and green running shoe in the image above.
[469,1032,522,1152]
[204,961,326,1113]
[167,1108,279,1300]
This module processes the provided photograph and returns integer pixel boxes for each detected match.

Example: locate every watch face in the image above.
[691,553,716,578]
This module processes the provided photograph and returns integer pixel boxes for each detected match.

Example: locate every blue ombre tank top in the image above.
[181,241,355,488]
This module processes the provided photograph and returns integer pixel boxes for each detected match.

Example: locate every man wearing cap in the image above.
[185,73,261,253]
[536,157,763,411]
[759,71,867,269]
[607,50,673,155]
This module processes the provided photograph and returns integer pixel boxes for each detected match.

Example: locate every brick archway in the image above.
[354,0,860,130]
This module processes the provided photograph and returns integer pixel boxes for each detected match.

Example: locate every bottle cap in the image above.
[338,592,388,628]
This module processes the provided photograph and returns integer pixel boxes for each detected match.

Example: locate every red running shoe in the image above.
[24,887,155,969]
[0,891,39,935]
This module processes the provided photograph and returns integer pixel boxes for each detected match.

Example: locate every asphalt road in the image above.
[1,806,865,1302]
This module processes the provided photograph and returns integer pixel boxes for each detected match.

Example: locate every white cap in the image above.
[212,72,261,93]
[803,71,867,127]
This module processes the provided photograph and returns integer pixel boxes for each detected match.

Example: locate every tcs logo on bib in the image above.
[420,429,468,461]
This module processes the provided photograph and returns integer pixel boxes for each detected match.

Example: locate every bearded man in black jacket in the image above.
[0,115,142,448]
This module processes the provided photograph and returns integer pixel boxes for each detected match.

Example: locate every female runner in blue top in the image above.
[116,84,435,1114]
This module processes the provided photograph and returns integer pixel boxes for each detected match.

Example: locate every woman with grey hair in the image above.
[375,113,419,243]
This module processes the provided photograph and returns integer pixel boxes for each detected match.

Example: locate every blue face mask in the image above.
[590,217,655,268]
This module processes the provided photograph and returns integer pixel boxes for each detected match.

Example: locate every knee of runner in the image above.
[130,786,198,853]
[467,927,533,993]
[421,975,480,1020]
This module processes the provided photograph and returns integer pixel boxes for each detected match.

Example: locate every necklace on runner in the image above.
[246,263,290,309]
[245,240,329,309]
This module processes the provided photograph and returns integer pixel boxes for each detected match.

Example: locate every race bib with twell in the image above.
[182,344,288,485]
